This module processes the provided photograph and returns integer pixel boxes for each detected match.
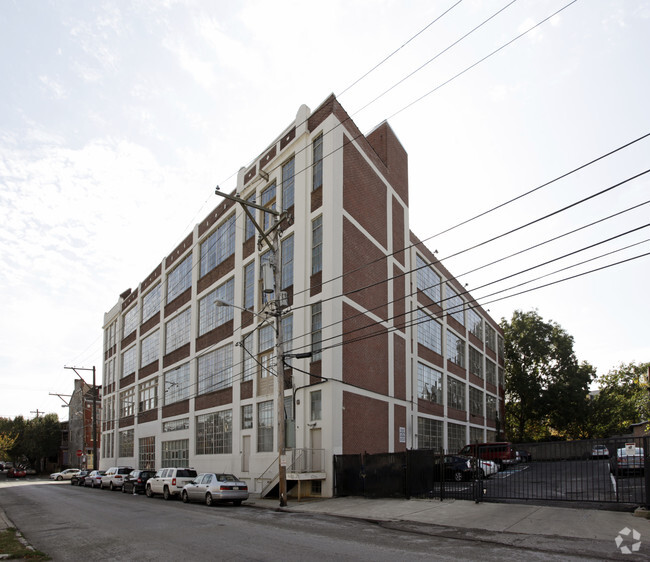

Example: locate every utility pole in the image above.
[64,366,98,471]
[30,409,44,418]
[215,185,290,506]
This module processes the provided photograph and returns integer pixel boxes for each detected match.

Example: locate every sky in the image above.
[1,0,649,421]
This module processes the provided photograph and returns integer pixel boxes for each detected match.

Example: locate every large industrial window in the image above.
[417,363,442,404]
[447,422,466,453]
[446,284,464,326]
[469,346,483,379]
[139,436,155,469]
[446,331,465,368]
[198,278,234,336]
[140,330,159,368]
[121,346,136,378]
[123,305,138,339]
[417,310,442,354]
[164,362,190,405]
[167,254,192,304]
[165,308,191,354]
[417,417,442,450]
[311,302,322,361]
[119,388,135,418]
[197,344,233,394]
[257,401,274,452]
[142,284,161,324]
[199,214,236,278]
[416,255,441,304]
[138,378,157,413]
[310,390,322,421]
[281,235,294,290]
[447,377,466,411]
[196,410,232,455]
[119,429,134,457]
[161,439,189,468]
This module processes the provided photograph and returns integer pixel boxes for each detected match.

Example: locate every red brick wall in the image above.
[342,217,388,321]
[393,334,406,400]
[342,392,388,454]
[343,139,387,249]
[342,302,388,395]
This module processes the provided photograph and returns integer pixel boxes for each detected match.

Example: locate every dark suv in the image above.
[122,470,156,495]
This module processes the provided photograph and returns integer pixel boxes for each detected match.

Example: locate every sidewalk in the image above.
[248,495,650,559]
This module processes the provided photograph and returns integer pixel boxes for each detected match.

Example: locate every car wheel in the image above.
[478,468,485,479]
[57,475,63,481]
[109,482,115,491]
[122,485,127,494]
[146,485,153,498]
[182,491,189,503]
[453,471,464,482]
[163,487,171,500]
[233,500,242,507]
[205,493,213,506]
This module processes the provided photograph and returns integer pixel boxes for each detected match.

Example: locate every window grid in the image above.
[167,254,192,304]
[164,362,190,405]
[123,305,138,338]
[469,346,483,379]
[486,395,497,420]
[119,429,134,457]
[198,278,234,336]
[140,330,159,368]
[469,386,484,416]
[196,410,232,455]
[417,363,443,404]
[486,360,497,386]
[417,417,442,450]
[446,284,464,326]
[311,302,322,361]
[122,346,137,377]
[241,404,253,429]
[447,377,465,411]
[257,400,274,452]
[416,255,441,304]
[162,418,189,432]
[447,422,466,453]
[417,310,442,354]
[281,235,294,290]
[165,308,191,354]
[241,332,256,382]
[197,344,233,395]
[139,436,155,470]
[446,331,466,368]
[311,216,323,275]
[245,194,256,240]
[199,215,236,278]
[312,134,323,191]
[142,284,161,324]
[119,387,135,418]
[138,378,157,413]
[485,323,496,351]
[310,390,322,421]
[467,308,483,341]
[161,439,189,468]
[243,261,255,310]
[282,157,295,210]
[470,426,484,444]
[261,183,276,231]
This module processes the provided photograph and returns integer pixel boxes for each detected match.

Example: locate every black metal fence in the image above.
[333,437,650,509]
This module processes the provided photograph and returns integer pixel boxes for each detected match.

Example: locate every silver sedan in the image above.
[181,473,249,506]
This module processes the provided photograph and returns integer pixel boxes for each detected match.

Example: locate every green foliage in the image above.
[0,413,60,469]
[589,362,650,437]
[0,431,17,460]
[501,310,595,442]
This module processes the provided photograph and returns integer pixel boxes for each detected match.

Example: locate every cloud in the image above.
[39,75,68,99]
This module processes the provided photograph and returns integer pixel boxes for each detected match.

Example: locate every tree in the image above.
[0,431,17,460]
[590,362,650,437]
[501,310,594,442]
[0,414,61,470]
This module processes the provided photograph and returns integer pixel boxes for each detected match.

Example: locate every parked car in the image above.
[181,473,249,506]
[146,467,198,500]
[610,446,644,475]
[84,470,106,488]
[71,470,91,486]
[7,466,26,478]
[591,445,609,459]
[122,470,156,495]
[458,442,517,470]
[433,455,476,482]
[50,468,82,481]
[517,450,532,463]
[478,459,498,478]
[101,466,133,490]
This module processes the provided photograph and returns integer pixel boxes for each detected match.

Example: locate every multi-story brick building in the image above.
[101,94,505,497]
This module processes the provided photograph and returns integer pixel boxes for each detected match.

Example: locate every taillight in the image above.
[137,478,142,483]
[220,485,229,490]
[172,478,176,486]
